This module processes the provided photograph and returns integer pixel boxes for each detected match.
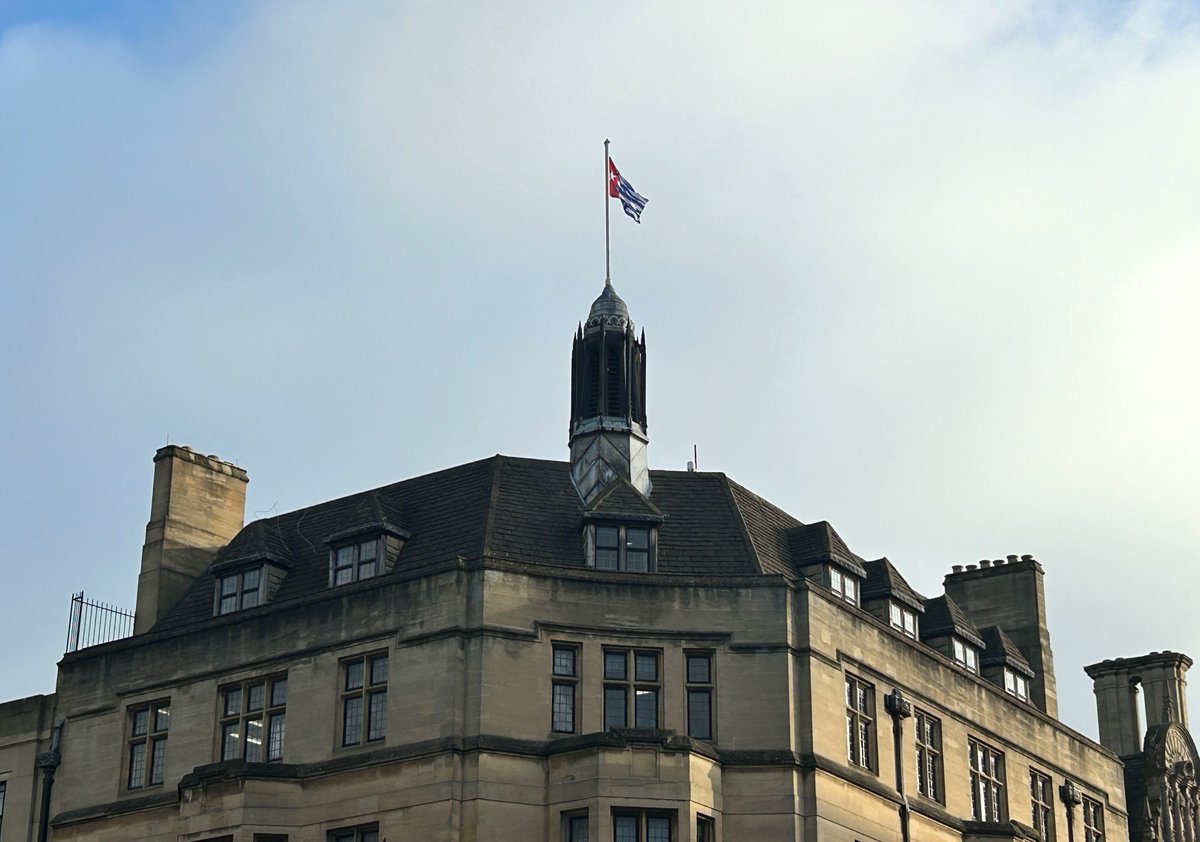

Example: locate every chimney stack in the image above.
[943,555,1058,717]
[134,446,248,633]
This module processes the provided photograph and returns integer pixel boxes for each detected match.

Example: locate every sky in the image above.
[1,0,1198,740]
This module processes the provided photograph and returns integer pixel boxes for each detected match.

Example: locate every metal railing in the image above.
[65,591,134,653]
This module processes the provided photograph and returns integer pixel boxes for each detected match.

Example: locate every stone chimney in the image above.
[134,445,248,633]
[943,555,1058,717]
[1085,651,1192,756]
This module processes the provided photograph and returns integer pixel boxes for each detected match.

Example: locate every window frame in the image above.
[592,524,656,573]
[215,565,264,616]
[552,643,580,734]
[685,651,715,741]
[1004,668,1030,702]
[953,638,980,673]
[612,809,674,841]
[1030,768,1054,841]
[0,779,6,838]
[968,737,1007,823]
[330,537,382,587]
[914,708,943,803]
[828,567,859,605]
[340,652,389,747]
[603,648,661,730]
[219,674,288,763]
[845,674,876,772]
[1082,796,1104,842]
[696,814,715,842]
[127,699,170,791]
[564,811,589,842]
[328,824,379,842]
[889,601,918,638]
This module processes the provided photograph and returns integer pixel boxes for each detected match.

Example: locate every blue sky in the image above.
[1,0,1198,737]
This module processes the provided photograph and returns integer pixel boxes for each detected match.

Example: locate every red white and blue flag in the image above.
[608,159,648,223]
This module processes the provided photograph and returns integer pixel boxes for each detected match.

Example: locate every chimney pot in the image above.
[952,565,964,573]
[966,564,978,571]
[980,559,992,568]
[1021,554,1033,562]
[1007,554,1018,563]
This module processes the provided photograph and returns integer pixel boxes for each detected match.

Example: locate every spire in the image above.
[568,281,650,506]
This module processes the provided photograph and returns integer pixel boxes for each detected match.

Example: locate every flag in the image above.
[608,159,648,223]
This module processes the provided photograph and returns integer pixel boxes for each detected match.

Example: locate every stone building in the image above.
[0,282,1194,841]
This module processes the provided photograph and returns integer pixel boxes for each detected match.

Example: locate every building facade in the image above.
[0,283,1194,841]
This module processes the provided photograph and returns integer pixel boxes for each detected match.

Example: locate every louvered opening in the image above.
[605,343,624,416]
[584,344,601,416]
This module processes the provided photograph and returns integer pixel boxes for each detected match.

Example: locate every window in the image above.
[220,675,287,762]
[1082,797,1104,842]
[613,811,673,841]
[969,738,1006,822]
[829,568,858,605]
[331,538,380,586]
[604,649,660,729]
[845,675,875,771]
[595,525,653,572]
[552,644,580,733]
[0,780,6,838]
[953,638,980,673]
[341,653,388,746]
[696,815,715,842]
[1030,769,1054,841]
[914,709,942,803]
[1004,668,1030,701]
[127,700,170,789]
[889,602,918,638]
[565,812,589,842]
[686,652,714,740]
[216,567,261,615]
[329,825,378,842]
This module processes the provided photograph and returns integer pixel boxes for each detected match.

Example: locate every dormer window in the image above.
[953,638,980,673]
[1003,668,1029,701]
[594,525,654,572]
[332,537,380,586]
[217,567,262,615]
[829,567,859,605]
[889,602,918,638]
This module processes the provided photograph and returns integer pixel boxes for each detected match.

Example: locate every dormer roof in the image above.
[211,518,293,571]
[581,476,666,524]
[921,594,985,648]
[861,557,925,611]
[326,490,411,544]
[979,625,1035,677]
[788,521,867,578]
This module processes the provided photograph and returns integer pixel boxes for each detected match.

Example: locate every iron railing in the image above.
[65,591,134,654]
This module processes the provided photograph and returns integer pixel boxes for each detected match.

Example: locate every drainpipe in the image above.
[885,689,914,842]
[1060,779,1083,842]
[35,720,65,842]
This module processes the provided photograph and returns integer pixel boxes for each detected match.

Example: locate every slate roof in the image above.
[153,456,816,632]
[585,478,665,522]
[860,558,925,611]
[979,625,1035,676]
[787,521,867,578]
[920,594,985,648]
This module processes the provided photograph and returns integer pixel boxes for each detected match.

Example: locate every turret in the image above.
[568,281,649,506]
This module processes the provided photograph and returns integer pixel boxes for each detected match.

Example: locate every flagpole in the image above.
[604,138,611,286]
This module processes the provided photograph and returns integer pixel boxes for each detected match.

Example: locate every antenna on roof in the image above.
[686,444,698,472]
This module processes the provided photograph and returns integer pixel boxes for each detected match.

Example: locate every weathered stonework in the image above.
[0,285,1178,842]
